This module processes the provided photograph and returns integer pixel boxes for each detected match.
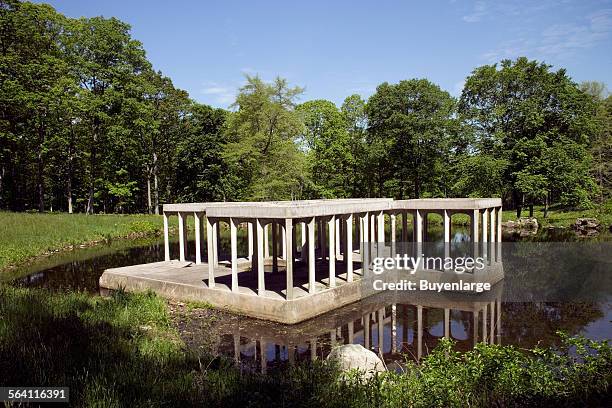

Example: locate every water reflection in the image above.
[7,226,611,373]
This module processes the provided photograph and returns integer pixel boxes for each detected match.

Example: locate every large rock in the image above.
[572,218,602,231]
[326,344,386,379]
[503,217,538,231]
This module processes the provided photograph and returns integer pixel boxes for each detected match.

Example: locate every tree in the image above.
[366,79,456,198]
[223,75,306,200]
[175,103,232,202]
[65,15,150,213]
[341,94,368,197]
[580,81,612,204]
[297,99,352,198]
[459,57,598,214]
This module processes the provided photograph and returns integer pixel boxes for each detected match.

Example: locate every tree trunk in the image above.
[67,123,75,214]
[529,204,533,217]
[37,122,46,212]
[153,152,159,215]
[146,165,152,214]
[543,193,549,218]
[86,126,98,215]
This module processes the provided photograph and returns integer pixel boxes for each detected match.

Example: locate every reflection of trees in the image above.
[503,242,611,302]
[501,302,604,349]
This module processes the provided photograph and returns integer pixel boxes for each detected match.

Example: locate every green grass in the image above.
[502,201,612,228]
[0,212,164,270]
[0,286,609,407]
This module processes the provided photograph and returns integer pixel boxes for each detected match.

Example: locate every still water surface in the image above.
[8,227,611,371]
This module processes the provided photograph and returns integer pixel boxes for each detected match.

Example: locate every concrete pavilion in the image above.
[100,198,503,324]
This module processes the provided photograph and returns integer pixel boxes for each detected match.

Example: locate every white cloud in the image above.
[462,1,487,23]
[481,8,612,61]
[200,82,236,106]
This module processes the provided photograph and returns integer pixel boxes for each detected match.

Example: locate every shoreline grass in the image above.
[0,212,164,271]
[0,286,609,407]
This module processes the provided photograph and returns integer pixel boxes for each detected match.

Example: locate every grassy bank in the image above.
[501,201,612,228]
[0,286,609,407]
[0,212,164,270]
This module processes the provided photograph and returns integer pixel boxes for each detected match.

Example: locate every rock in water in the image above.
[572,218,601,231]
[326,344,386,379]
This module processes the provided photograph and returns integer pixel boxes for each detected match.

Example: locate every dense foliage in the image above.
[1,1,610,215]
[0,286,609,407]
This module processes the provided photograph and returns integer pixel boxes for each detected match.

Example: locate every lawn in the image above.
[0,212,164,270]
[501,201,612,228]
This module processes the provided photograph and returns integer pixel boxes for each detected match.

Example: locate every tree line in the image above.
[1,0,611,216]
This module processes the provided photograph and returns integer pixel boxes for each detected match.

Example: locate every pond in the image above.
[7,226,612,372]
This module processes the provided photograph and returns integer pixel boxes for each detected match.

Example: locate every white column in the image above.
[320,219,326,260]
[285,218,294,300]
[482,208,489,243]
[194,212,202,265]
[415,210,423,243]
[163,213,170,261]
[472,210,480,243]
[178,212,186,262]
[362,213,370,275]
[401,211,408,243]
[328,216,336,288]
[390,213,396,244]
[443,210,451,242]
[490,208,496,243]
[272,221,278,273]
[206,217,215,288]
[444,308,450,338]
[248,222,253,261]
[377,211,384,244]
[308,217,316,294]
[282,224,287,260]
[346,214,353,282]
[256,218,265,296]
[301,222,307,261]
[230,217,238,293]
[370,213,376,243]
[497,206,503,242]
[264,224,269,259]
[335,217,341,258]
[213,221,219,266]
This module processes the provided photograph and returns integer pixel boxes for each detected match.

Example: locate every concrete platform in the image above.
[100,254,504,324]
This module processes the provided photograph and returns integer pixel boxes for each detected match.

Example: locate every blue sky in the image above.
[41,0,612,108]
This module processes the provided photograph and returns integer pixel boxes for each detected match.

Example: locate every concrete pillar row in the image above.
[194,212,202,265]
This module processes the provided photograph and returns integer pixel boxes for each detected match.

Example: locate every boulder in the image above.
[571,218,601,231]
[326,344,386,379]
[503,217,538,231]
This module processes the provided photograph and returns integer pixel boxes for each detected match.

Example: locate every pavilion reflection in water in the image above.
[208,284,503,373]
